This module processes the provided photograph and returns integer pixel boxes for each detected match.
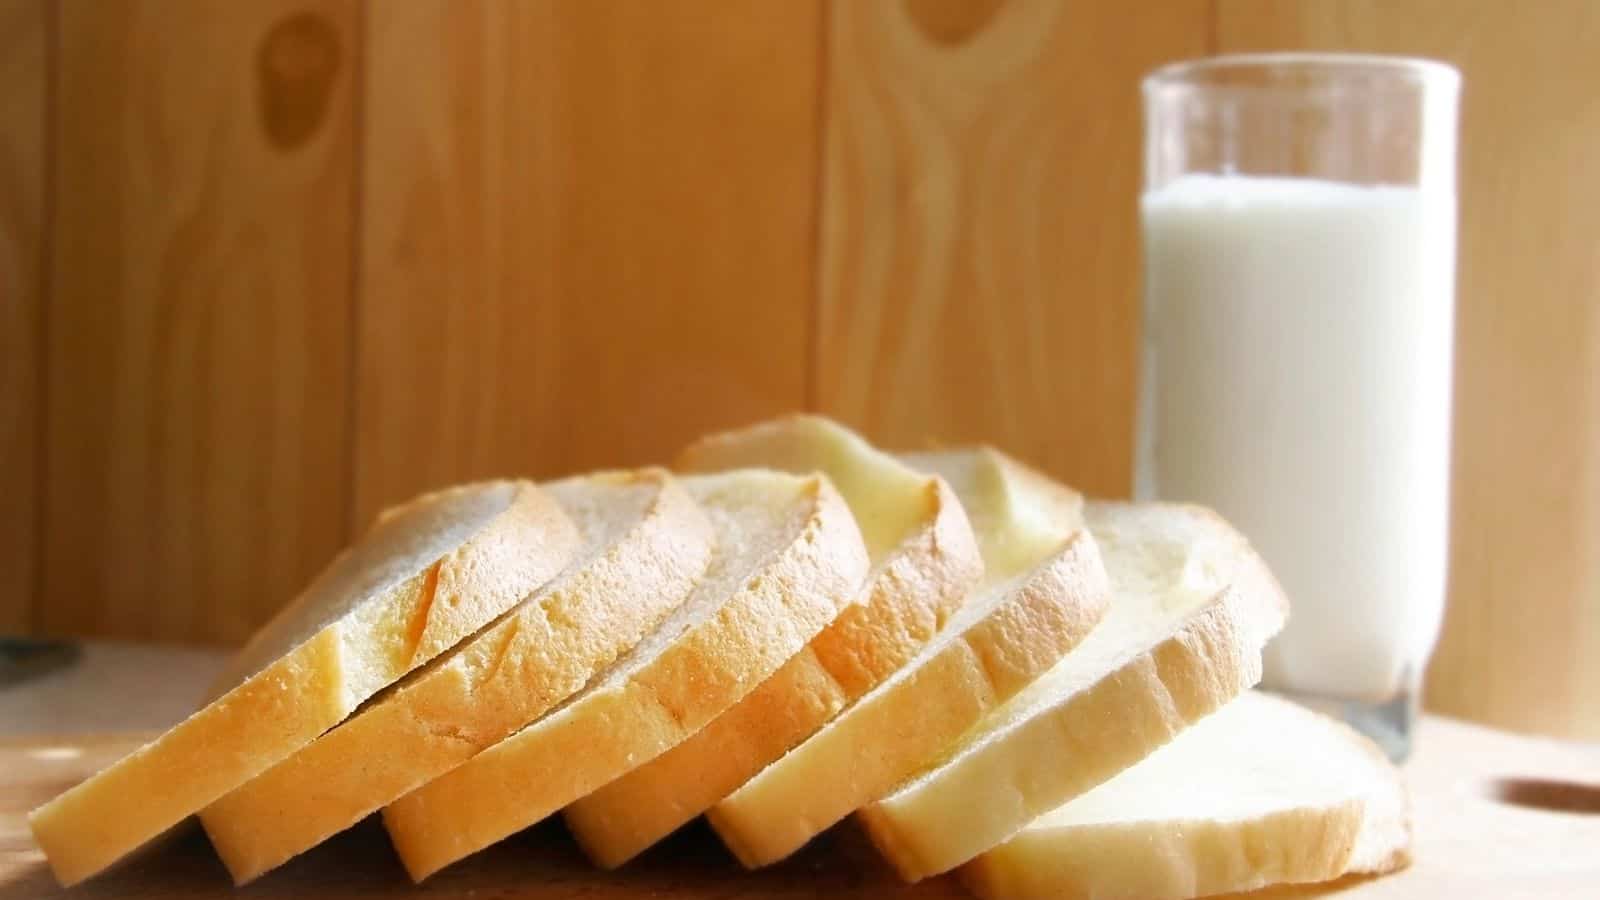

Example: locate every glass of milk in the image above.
[1138,55,1460,759]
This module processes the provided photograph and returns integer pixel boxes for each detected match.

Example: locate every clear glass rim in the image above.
[1144,52,1461,95]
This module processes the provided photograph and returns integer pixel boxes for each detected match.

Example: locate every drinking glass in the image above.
[1137,54,1461,759]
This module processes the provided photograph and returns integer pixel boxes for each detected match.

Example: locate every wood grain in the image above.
[0,0,46,634]
[813,0,1209,497]
[1218,0,1600,741]
[352,0,822,523]
[8,0,1597,745]
[41,0,358,644]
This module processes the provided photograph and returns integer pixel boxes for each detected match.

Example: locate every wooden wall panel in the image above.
[0,0,46,634]
[12,0,1595,743]
[814,0,1209,496]
[353,0,822,523]
[42,0,358,644]
[1219,0,1600,739]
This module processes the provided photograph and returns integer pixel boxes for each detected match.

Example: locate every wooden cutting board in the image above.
[3,717,1597,900]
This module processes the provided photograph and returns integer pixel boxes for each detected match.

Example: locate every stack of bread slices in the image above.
[30,416,1411,899]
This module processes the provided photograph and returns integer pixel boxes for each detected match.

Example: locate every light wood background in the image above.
[2,0,1596,740]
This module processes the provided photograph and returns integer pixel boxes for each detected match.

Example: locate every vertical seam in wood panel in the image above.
[341,0,369,541]
[30,0,59,635]
[1208,0,1221,55]
[803,0,832,413]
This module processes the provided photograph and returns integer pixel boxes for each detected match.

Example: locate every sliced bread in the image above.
[704,448,1110,868]
[381,470,869,882]
[858,501,1291,882]
[28,481,578,886]
[563,416,983,868]
[960,691,1410,900]
[197,470,713,883]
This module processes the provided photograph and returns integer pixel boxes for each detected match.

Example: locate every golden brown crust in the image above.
[860,585,1284,882]
[566,644,851,867]
[956,693,1409,900]
[809,477,981,695]
[565,476,983,868]
[857,505,1292,882]
[706,530,1111,869]
[198,470,713,884]
[29,481,575,887]
[382,473,871,883]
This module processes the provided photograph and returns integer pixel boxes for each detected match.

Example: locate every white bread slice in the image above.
[28,481,577,886]
[705,448,1110,868]
[858,501,1291,882]
[382,470,869,882]
[961,691,1410,900]
[563,416,983,868]
[198,469,713,884]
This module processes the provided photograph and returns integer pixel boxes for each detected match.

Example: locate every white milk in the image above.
[1138,174,1455,701]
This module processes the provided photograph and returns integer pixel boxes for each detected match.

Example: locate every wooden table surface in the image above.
[2,644,1597,899]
